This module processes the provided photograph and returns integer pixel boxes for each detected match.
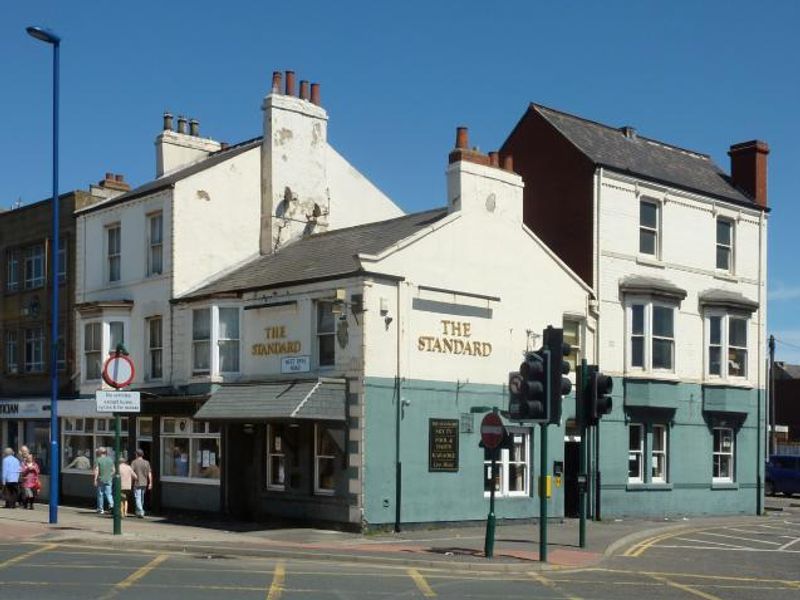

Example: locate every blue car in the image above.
[766,454,800,497]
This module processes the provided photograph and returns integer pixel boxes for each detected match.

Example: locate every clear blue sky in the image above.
[2,1,798,361]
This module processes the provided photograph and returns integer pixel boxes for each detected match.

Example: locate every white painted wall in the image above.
[156,130,222,178]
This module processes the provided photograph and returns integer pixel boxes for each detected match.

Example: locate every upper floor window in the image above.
[563,318,581,373]
[716,218,733,272]
[107,224,121,282]
[84,322,102,380]
[5,330,18,374]
[6,252,19,292]
[628,301,675,372]
[24,245,44,289]
[707,313,748,379]
[191,306,240,376]
[192,309,211,374]
[57,324,66,372]
[24,327,44,373]
[317,302,336,368]
[218,308,240,373]
[147,212,163,276]
[147,317,163,380]
[58,238,67,284]
[639,199,660,257]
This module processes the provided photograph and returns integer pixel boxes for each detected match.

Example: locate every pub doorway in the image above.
[564,439,580,518]
[226,423,259,520]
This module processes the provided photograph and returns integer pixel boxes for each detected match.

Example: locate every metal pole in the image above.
[113,413,121,535]
[48,39,61,526]
[539,422,548,562]
[769,335,776,455]
[756,364,763,515]
[594,422,601,521]
[484,449,497,558]
[578,359,587,548]
[394,376,402,533]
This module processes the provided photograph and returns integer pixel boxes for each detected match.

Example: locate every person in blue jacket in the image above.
[2,447,21,509]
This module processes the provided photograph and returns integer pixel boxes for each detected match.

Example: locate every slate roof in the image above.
[531,104,756,207]
[698,289,759,312]
[619,275,688,300]
[76,137,263,215]
[194,378,347,421]
[181,208,448,299]
[776,363,800,380]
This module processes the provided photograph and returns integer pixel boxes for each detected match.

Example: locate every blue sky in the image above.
[2,1,799,361]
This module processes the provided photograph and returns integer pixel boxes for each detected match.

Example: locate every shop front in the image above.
[0,397,52,500]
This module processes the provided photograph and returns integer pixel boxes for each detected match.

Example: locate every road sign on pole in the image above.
[95,391,141,413]
[480,412,504,449]
[480,410,505,558]
[102,354,135,389]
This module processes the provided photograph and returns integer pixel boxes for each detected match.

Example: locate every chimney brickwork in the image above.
[729,140,769,208]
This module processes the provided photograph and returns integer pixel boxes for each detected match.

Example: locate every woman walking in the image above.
[118,455,136,517]
[19,454,40,509]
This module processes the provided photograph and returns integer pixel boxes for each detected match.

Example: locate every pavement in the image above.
[0,502,789,573]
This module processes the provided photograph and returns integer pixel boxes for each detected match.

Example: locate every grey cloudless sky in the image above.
[2,0,798,360]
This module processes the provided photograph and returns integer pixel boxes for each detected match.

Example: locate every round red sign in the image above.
[102,355,135,389]
[480,412,504,449]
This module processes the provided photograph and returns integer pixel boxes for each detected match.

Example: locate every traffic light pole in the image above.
[539,421,548,563]
[578,359,587,548]
[594,422,601,521]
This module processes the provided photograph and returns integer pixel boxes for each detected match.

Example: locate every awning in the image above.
[194,378,347,421]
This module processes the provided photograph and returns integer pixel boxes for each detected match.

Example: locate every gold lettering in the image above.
[442,338,454,353]
[482,342,492,356]
[432,338,443,353]
[463,322,471,337]
[454,339,464,354]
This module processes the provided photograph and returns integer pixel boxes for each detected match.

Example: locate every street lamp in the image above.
[27,25,61,525]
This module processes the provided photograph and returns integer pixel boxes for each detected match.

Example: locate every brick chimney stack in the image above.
[729,140,769,208]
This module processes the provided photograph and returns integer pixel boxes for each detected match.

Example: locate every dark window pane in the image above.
[632,305,644,335]
[716,246,730,270]
[652,338,673,369]
[728,348,747,377]
[709,347,721,375]
[319,335,335,367]
[640,201,658,228]
[716,219,731,245]
[653,306,673,337]
[709,316,721,345]
[639,230,656,255]
[729,318,747,347]
[631,337,644,367]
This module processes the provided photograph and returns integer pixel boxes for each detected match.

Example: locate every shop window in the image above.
[267,424,286,491]
[62,417,128,471]
[314,424,343,495]
[23,244,44,289]
[712,427,734,483]
[639,199,660,257]
[5,330,18,374]
[483,428,530,497]
[651,425,668,483]
[706,313,748,379]
[161,418,220,482]
[136,417,153,463]
[147,317,163,380]
[627,301,675,373]
[218,307,240,373]
[716,218,734,272]
[107,224,121,282]
[628,423,644,483]
[316,302,335,368]
[6,252,19,292]
[147,212,163,276]
[192,309,211,374]
[24,327,44,373]
[84,322,102,380]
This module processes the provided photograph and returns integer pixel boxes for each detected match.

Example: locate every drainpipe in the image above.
[394,281,402,532]
[756,208,766,513]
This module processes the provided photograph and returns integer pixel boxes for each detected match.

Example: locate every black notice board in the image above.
[429,418,459,472]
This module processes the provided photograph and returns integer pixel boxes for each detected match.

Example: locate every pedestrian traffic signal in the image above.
[508,351,549,422]
[543,326,572,425]
[587,365,613,424]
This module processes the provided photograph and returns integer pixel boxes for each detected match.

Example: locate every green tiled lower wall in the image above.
[363,377,765,526]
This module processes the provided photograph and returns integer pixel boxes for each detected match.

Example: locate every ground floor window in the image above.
[628,423,644,483]
[651,424,668,483]
[628,422,669,484]
[712,427,734,483]
[314,424,344,495]
[484,428,530,497]
[161,418,220,482]
[267,424,286,491]
[62,417,128,471]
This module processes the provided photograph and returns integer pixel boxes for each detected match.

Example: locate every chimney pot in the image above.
[621,125,637,139]
[728,140,769,207]
[177,115,187,134]
[114,174,124,182]
[310,83,321,106]
[189,118,199,136]
[105,172,113,181]
[299,80,310,101]
[455,127,469,150]
[220,142,230,151]
[502,155,514,172]
[488,151,499,167]
[285,70,296,96]
[271,71,282,93]
[163,111,173,131]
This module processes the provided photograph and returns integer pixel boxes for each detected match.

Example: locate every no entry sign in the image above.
[480,412,505,449]
[102,354,135,389]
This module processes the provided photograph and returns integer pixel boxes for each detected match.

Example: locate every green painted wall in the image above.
[363,377,566,526]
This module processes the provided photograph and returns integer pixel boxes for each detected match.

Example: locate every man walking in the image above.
[2,448,21,508]
[130,448,153,518]
[93,447,114,515]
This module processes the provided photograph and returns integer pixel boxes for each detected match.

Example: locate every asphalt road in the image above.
[0,497,797,600]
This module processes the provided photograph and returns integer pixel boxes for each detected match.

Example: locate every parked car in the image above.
[765,454,800,497]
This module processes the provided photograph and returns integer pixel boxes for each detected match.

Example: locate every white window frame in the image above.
[192,308,211,375]
[58,238,67,284]
[628,423,644,484]
[266,424,286,491]
[160,417,220,485]
[639,198,660,258]
[84,321,103,381]
[217,306,240,374]
[61,417,129,473]
[314,423,342,496]
[715,217,734,273]
[712,427,734,483]
[23,244,44,289]
[651,424,668,483]
[483,428,531,498]
[6,252,19,292]
[81,318,131,383]
[5,330,18,374]
[147,316,163,380]
[563,317,582,375]
[106,224,121,283]
[191,305,241,377]
[24,327,44,373]
[705,312,748,380]
[316,301,336,369]
[626,298,676,374]
[147,212,164,277]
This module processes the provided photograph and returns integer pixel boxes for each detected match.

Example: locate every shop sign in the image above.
[417,320,492,358]
[281,355,311,373]
[95,391,141,413]
[0,401,50,419]
[252,325,302,356]
[429,418,459,472]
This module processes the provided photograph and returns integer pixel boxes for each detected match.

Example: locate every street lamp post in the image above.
[26,25,61,525]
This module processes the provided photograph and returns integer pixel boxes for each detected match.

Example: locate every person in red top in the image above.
[19,454,40,510]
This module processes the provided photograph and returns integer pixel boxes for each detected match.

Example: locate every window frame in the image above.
[58,237,67,284]
[160,417,221,485]
[217,306,240,374]
[712,427,734,483]
[651,424,668,483]
[639,198,660,258]
[147,316,163,380]
[563,317,582,374]
[81,318,130,383]
[316,301,336,369]
[83,321,103,381]
[6,251,19,292]
[628,423,644,484]
[5,330,18,374]
[61,417,129,473]
[23,326,44,373]
[704,312,749,381]
[23,244,44,289]
[192,308,211,375]
[146,211,164,277]
[314,423,340,495]
[626,298,676,374]
[191,305,241,377]
[266,424,286,492]
[483,427,531,498]
[106,223,121,283]
[715,217,734,273]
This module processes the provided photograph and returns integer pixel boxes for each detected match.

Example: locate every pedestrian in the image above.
[19,454,40,510]
[2,448,21,509]
[130,448,152,518]
[93,447,114,515]
[118,455,136,518]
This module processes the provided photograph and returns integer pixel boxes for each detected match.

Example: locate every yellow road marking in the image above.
[0,543,58,569]
[98,554,168,600]
[266,560,285,600]
[408,568,436,597]
[528,571,583,600]
[624,527,718,557]
[647,573,723,600]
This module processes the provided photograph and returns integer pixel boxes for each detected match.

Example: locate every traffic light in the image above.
[508,351,549,422]
[587,365,613,424]
[543,326,572,425]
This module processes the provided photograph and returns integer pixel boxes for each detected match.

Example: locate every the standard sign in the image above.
[96,391,141,413]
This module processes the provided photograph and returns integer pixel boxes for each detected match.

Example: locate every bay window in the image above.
[82,318,130,383]
[627,300,676,373]
[706,313,748,379]
[192,308,211,374]
[218,307,240,373]
[484,428,530,497]
[191,306,240,376]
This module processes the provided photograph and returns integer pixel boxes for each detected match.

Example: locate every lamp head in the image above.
[26,26,60,45]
